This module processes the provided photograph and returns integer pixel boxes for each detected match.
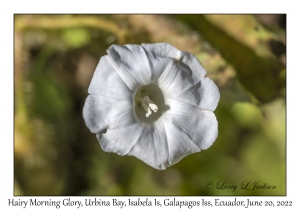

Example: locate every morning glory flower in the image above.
[83,43,220,170]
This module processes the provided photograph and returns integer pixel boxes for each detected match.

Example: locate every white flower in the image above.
[83,43,220,170]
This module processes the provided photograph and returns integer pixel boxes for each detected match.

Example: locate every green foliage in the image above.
[62,28,91,48]
[176,15,285,103]
[14,14,286,196]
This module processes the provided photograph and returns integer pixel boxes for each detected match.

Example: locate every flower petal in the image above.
[98,120,169,170]
[164,98,197,116]
[163,119,201,166]
[83,94,133,133]
[198,77,220,111]
[88,56,132,100]
[98,122,143,156]
[127,121,169,169]
[107,44,152,89]
[158,61,201,105]
[141,43,178,80]
[163,108,218,151]
[142,42,179,59]
[179,51,220,111]
[141,44,208,82]
[107,43,180,90]
[159,61,220,111]
[179,51,207,80]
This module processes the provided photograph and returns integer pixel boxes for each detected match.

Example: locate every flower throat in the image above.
[134,83,167,123]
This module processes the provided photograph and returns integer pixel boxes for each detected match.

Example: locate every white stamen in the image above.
[142,96,158,117]
[149,103,158,113]
[146,110,152,117]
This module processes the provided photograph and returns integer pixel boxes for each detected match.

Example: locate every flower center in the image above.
[134,83,167,123]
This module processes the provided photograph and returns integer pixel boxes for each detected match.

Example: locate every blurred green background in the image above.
[14,14,286,196]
